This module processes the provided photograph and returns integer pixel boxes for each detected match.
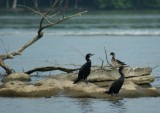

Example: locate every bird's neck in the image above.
[112,56,116,61]
[86,58,91,62]
[119,70,124,77]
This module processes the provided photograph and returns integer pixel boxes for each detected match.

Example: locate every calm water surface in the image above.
[0,10,160,113]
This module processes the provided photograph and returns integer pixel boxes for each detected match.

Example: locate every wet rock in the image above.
[88,67,154,85]
[0,66,159,98]
[0,78,159,98]
[127,75,154,85]
[58,67,154,85]
[0,79,62,97]
[2,73,31,83]
[119,81,160,98]
[64,82,107,98]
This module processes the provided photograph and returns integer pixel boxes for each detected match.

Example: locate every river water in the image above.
[0,10,160,113]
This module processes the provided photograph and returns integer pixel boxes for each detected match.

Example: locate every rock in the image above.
[119,81,160,98]
[2,73,31,83]
[59,67,154,85]
[127,75,154,85]
[0,66,159,98]
[88,67,154,85]
[64,82,107,98]
[0,78,160,98]
[124,67,152,77]
[0,79,62,97]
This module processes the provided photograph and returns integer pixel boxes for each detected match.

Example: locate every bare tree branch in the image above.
[25,66,79,75]
[0,58,13,74]
[0,0,87,75]
[38,10,87,35]
[104,47,112,66]
[0,34,43,60]
[99,57,104,69]
[18,5,53,24]
[152,65,160,70]
[69,48,85,58]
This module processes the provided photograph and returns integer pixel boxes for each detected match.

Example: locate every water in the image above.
[0,97,160,113]
[0,10,160,113]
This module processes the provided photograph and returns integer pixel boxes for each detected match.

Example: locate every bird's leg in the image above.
[84,79,88,84]
[111,93,114,96]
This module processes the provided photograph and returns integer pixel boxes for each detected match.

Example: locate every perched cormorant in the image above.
[73,53,94,84]
[110,52,126,68]
[106,66,125,95]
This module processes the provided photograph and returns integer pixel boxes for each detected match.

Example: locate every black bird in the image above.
[106,66,125,95]
[73,53,94,84]
[110,52,126,68]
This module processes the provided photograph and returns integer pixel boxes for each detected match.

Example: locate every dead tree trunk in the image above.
[0,0,87,75]
[0,58,12,75]
[12,0,18,9]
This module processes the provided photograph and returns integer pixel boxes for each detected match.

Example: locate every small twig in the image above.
[0,38,8,54]
[17,5,53,24]
[99,57,104,69]
[104,47,111,66]
[152,65,160,70]
[69,48,85,58]
[32,0,40,12]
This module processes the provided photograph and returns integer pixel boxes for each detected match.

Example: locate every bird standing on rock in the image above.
[73,53,94,84]
[110,52,126,68]
[106,66,125,96]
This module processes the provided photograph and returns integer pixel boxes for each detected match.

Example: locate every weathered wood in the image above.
[25,66,79,74]
[0,1,87,75]
[0,35,43,60]
[0,58,12,75]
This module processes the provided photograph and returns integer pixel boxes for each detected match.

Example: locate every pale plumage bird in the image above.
[110,52,126,68]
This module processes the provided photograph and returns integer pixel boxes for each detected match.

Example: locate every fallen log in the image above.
[25,66,79,74]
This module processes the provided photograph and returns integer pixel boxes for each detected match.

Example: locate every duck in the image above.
[110,52,126,68]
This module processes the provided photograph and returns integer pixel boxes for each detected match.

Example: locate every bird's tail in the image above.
[73,78,79,84]
[105,90,110,95]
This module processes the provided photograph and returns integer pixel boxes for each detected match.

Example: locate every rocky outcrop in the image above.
[89,67,154,85]
[2,73,31,83]
[58,67,154,86]
[0,79,62,97]
[0,66,159,98]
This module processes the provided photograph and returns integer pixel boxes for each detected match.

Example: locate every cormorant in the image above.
[73,53,94,84]
[106,66,125,95]
[110,52,126,68]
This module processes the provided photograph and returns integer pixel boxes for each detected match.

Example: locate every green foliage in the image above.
[92,0,160,9]
[1,0,160,10]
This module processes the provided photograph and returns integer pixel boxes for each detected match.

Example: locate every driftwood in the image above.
[0,0,87,75]
[104,47,112,66]
[0,58,12,75]
[25,66,79,75]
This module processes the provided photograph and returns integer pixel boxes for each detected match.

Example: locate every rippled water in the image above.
[0,10,160,113]
[0,97,160,113]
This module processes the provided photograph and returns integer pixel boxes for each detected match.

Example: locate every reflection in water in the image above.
[77,98,93,113]
[108,99,126,113]
[75,98,127,113]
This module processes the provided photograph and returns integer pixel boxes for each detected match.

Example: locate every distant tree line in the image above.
[0,0,160,10]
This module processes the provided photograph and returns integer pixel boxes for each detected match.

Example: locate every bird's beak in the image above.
[90,54,95,56]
